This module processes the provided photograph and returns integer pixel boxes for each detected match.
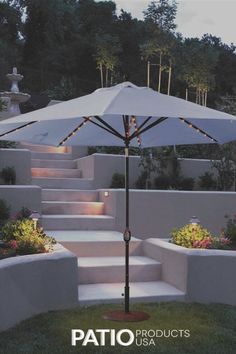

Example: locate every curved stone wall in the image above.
[0,244,78,332]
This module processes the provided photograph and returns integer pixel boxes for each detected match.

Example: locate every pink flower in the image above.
[220,237,231,245]
[8,240,18,249]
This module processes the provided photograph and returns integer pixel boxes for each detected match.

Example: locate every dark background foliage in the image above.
[0,0,236,106]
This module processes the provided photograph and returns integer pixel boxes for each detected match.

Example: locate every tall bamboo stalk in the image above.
[202,90,205,106]
[147,61,150,87]
[205,91,208,106]
[185,88,188,101]
[110,71,113,86]
[100,63,104,88]
[167,64,172,95]
[105,67,109,87]
[158,52,162,92]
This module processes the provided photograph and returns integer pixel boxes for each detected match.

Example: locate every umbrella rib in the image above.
[0,121,38,138]
[94,116,124,140]
[132,116,152,135]
[88,118,124,140]
[129,117,168,141]
[179,118,218,143]
[58,117,91,146]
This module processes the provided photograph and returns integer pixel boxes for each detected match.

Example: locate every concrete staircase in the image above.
[27,144,114,230]
[25,143,185,305]
[47,231,185,305]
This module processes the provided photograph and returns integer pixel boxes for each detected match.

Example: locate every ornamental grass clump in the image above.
[1,219,56,256]
[171,224,232,249]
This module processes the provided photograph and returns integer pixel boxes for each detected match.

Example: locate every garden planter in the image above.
[143,238,236,306]
[0,243,78,332]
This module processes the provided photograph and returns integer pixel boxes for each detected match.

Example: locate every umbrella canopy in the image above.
[1,81,236,318]
[0,81,236,147]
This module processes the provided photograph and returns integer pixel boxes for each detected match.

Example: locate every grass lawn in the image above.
[0,302,236,354]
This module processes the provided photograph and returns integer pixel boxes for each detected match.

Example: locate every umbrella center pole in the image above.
[123,142,131,313]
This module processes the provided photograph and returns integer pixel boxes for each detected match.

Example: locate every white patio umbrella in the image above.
[1,81,236,320]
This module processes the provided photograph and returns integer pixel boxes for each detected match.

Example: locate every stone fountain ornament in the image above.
[2,67,30,116]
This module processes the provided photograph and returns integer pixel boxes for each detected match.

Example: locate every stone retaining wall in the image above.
[0,244,78,332]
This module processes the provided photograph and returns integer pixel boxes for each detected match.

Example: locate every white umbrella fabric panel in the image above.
[1,82,235,123]
[0,116,219,146]
[0,82,236,147]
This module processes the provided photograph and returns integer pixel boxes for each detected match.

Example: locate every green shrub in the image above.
[0,199,10,227]
[16,207,31,220]
[0,141,16,149]
[135,171,149,189]
[199,172,217,190]
[223,214,236,242]
[178,177,195,191]
[154,175,171,189]
[171,224,213,248]
[1,219,56,255]
[1,166,16,185]
[110,173,125,188]
[154,175,194,190]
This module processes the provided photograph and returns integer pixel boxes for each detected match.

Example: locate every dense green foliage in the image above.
[110,172,125,188]
[223,214,236,243]
[0,166,16,184]
[0,199,10,225]
[198,172,217,191]
[0,302,236,353]
[1,0,236,108]
[1,218,56,255]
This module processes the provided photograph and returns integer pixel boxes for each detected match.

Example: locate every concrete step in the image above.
[42,215,115,230]
[45,231,143,257]
[78,281,186,305]
[31,159,77,169]
[78,256,161,284]
[42,201,104,215]
[20,143,69,154]
[42,189,98,202]
[31,168,81,178]
[32,177,93,189]
[31,152,73,160]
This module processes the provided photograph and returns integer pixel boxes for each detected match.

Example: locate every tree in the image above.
[140,29,174,92]
[2,0,236,106]
[0,1,22,41]
[144,0,177,32]
[212,144,236,191]
[0,99,6,112]
[142,0,177,92]
[181,38,218,105]
[95,34,121,87]
[116,10,145,84]
[16,0,78,92]
[0,1,23,91]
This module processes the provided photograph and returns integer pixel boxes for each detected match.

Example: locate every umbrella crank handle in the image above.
[123,229,131,242]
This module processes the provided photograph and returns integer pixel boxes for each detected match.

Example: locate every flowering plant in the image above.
[1,219,56,257]
[171,223,232,250]
[171,224,213,248]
